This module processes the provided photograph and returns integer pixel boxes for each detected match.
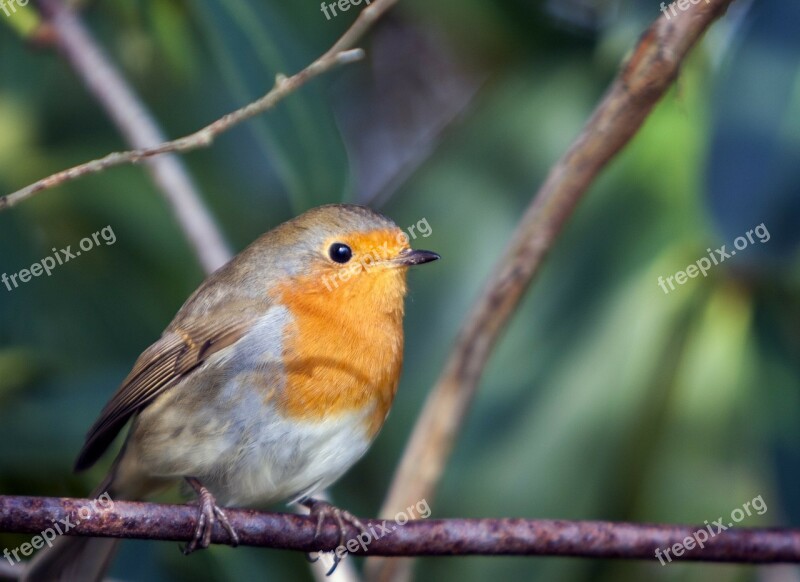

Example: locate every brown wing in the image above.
[74,317,250,472]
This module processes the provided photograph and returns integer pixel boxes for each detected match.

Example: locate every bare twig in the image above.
[1,0,401,225]
[0,495,798,567]
[369,1,736,580]
[35,0,231,273]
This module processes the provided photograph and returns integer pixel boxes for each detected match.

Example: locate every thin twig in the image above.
[369,1,736,580]
[35,0,231,273]
[0,495,797,565]
[1,0,401,224]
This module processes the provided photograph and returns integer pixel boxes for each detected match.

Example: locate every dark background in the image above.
[1,0,799,580]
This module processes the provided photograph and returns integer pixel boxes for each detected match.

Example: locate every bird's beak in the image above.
[393,248,440,267]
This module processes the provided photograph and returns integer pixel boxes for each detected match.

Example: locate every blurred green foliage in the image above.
[0,0,799,580]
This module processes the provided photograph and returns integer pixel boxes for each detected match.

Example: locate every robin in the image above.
[24,204,439,581]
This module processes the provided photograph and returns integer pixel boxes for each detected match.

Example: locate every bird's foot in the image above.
[301,498,368,575]
[182,477,240,555]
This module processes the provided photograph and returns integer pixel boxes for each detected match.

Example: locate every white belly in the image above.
[127,373,375,506]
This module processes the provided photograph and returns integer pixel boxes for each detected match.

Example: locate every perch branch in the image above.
[0,495,798,566]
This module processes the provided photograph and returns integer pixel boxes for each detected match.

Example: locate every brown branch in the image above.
[1,0,400,224]
[0,495,798,568]
[370,0,736,579]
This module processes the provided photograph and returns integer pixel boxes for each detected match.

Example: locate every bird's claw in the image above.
[302,498,368,575]
[182,477,240,555]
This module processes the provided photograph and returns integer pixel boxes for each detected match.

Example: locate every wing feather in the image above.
[74,314,252,471]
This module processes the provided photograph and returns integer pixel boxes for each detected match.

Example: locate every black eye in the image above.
[328,242,352,264]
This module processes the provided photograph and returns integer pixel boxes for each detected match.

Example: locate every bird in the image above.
[24,204,439,581]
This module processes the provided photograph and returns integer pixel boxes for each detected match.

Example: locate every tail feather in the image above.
[22,536,119,582]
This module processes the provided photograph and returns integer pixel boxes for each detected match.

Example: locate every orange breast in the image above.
[272,266,407,439]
